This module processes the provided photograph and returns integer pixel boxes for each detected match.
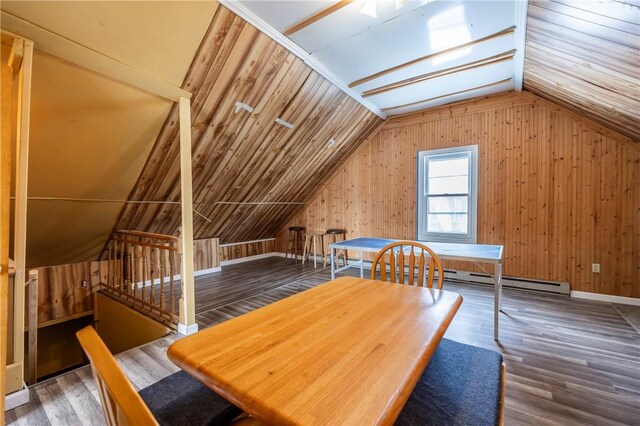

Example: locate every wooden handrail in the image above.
[114,229,180,242]
[111,237,179,252]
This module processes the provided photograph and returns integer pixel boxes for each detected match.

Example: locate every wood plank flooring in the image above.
[6,257,640,425]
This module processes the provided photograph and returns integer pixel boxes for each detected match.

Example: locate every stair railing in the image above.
[103,230,181,327]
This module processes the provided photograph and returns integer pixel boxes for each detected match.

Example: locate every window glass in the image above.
[417,146,478,243]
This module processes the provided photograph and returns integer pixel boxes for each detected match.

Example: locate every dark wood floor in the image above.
[6,256,640,425]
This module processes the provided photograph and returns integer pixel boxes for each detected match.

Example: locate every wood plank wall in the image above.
[112,5,382,245]
[524,0,640,140]
[220,239,275,262]
[279,92,640,297]
[35,262,101,324]
[194,237,220,271]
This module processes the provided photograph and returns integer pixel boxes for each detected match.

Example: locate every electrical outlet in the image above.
[592,263,600,273]
[81,279,88,288]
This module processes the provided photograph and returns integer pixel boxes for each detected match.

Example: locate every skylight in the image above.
[428,5,472,66]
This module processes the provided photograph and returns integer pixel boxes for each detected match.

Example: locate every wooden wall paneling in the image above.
[135,23,274,234]
[526,17,639,79]
[199,76,340,236]
[110,6,382,248]
[529,1,638,48]
[279,92,640,297]
[187,61,313,240]
[193,238,220,271]
[524,1,640,141]
[252,100,382,235]
[36,263,94,324]
[384,91,534,129]
[279,112,383,236]
[219,239,275,262]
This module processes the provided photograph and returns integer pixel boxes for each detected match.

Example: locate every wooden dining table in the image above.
[167,276,463,426]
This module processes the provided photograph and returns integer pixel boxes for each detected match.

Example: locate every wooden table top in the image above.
[167,277,463,426]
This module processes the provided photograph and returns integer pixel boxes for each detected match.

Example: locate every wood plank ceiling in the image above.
[524,0,640,141]
[113,5,382,243]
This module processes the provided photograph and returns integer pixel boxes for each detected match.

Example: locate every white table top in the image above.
[330,237,503,263]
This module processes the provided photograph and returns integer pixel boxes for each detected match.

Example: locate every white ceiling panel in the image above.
[287,0,436,53]
[234,0,526,117]
[310,1,515,85]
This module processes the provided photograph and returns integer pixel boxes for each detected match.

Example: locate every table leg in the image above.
[313,236,317,268]
[302,235,308,265]
[360,250,364,278]
[494,262,503,341]
[331,246,335,280]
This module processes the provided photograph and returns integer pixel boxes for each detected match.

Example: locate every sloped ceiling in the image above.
[0,1,218,267]
[24,50,170,268]
[1,1,217,86]
[113,5,382,243]
[524,0,640,141]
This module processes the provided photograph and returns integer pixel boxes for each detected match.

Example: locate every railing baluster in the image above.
[169,246,175,317]
[130,242,136,302]
[159,246,165,314]
[142,245,147,306]
[101,230,182,328]
[150,247,156,310]
[107,239,112,290]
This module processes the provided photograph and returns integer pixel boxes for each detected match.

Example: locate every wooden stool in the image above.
[323,228,348,268]
[286,226,305,263]
[302,231,325,268]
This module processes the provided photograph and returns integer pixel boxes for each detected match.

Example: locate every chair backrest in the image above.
[76,326,158,426]
[371,241,444,289]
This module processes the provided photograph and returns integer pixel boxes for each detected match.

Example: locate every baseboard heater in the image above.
[442,269,570,295]
[341,258,570,295]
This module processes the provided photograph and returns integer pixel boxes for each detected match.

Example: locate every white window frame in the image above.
[417,145,478,244]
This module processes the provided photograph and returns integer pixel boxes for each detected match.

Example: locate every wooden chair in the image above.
[285,226,305,263]
[76,326,242,426]
[371,241,444,289]
[323,228,348,268]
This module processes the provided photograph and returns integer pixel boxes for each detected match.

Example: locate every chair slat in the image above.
[417,252,425,287]
[398,249,405,284]
[371,241,444,290]
[408,250,415,286]
[390,251,396,283]
[427,257,435,289]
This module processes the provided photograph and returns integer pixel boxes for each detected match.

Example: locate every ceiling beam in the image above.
[284,0,355,36]
[0,11,191,102]
[349,26,516,88]
[381,78,513,113]
[363,49,516,98]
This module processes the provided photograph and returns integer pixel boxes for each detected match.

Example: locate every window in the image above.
[417,145,478,243]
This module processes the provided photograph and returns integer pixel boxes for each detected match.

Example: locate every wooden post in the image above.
[178,97,197,335]
[1,59,13,418]
[11,38,33,396]
[26,270,38,384]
